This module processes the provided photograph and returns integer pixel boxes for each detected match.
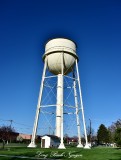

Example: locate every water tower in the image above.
[28,38,90,149]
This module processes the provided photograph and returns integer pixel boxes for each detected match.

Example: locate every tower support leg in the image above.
[57,74,65,149]
[28,58,47,148]
[73,79,83,148]
[56,74,63,138]
[58,53,65,149]
[75,60,90,149]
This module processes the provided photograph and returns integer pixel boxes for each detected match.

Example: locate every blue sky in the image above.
[0,0,121,135]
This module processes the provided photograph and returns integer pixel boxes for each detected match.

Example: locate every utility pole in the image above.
[9,120,13,128]
[8,120,13,143]
[89,119,91,144]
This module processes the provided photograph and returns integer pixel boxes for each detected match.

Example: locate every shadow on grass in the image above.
[114,147,121,150]
[0,148,10,151]
[109,159,121,160]
[109,152,121,160]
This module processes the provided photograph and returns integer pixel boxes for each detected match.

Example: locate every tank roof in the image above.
[45,37,77,48]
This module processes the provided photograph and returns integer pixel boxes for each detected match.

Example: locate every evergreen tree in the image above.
[114,128,121,147]
[97,124,109,144]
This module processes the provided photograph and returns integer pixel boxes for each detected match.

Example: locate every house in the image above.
[16,133,41,143]
[67,137,78,145]
[9,132,19,143]
[19,133,31,140]
[41,135,60,148]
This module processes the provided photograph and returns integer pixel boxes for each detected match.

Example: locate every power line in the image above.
[0,118,43,130]
[0,118,32,128]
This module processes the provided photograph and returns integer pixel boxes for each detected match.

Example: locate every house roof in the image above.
[47,135,60,139]
[42,135,60,141]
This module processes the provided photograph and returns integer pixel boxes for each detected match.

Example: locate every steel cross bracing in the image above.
[39,71,82,143]
[28,52,89,149]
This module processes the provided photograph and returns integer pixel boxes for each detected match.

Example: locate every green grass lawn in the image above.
[0,144,121,160]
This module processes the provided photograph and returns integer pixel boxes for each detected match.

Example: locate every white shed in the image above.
[41,135,60,148]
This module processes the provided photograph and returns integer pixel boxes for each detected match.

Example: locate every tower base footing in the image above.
[77,143,83,148]
[27,142,37,148]
[58,143,66,149]
[84,143,91,149]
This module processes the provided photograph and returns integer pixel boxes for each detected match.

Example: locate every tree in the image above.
[64,134,69,144]
[108,119,121,143]
[108,119,121,132]
[97,124,109,144]
[87,125,95,143]
[0,126,15,149]
[114,128,121,147]
[17,136,23,143]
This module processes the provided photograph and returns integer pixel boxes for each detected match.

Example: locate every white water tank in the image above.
[43,38,78,75]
